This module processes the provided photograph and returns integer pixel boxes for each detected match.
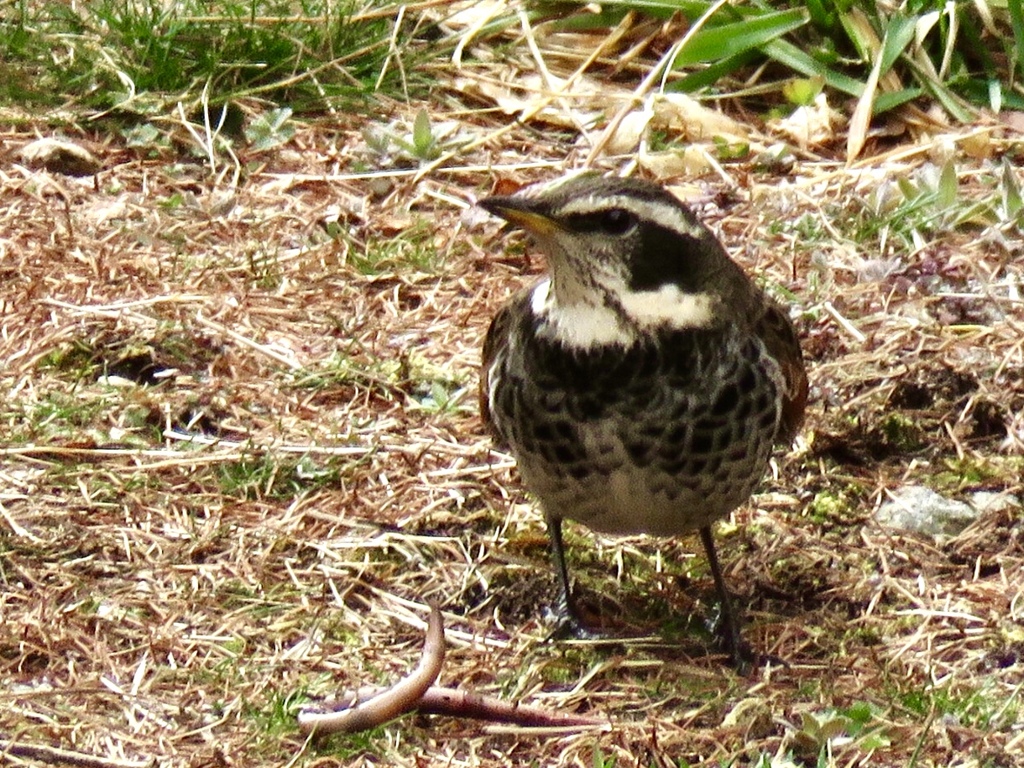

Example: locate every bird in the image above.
[477,173,807,664]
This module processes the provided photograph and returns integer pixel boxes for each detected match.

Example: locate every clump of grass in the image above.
[216,452,357,500]
[0,0,448,114]
[856,158,1024,253]
[554,0,1023,118]
[787,702,892,765]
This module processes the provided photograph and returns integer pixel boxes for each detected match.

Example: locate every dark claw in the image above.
[544,602,603,641]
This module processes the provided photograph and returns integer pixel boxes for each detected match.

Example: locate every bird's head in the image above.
[479,174,753,346]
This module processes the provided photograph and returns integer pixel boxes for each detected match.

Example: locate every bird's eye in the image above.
[600,208,636,235]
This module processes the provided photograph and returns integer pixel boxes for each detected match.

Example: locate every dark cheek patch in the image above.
[629,224,707,294]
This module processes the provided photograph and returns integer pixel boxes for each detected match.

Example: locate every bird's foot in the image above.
[544,596,607,641]
[706,605,788,673]
[705,600,754,672]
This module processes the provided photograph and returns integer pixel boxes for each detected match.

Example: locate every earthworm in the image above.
[298,603,445,735]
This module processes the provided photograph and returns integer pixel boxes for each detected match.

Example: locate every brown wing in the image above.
[479,299,517,448]
[756,300,808,444]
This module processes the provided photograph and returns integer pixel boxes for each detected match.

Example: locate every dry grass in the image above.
[3,18,1024,768]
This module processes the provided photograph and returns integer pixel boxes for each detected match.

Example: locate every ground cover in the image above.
[1,2,1023,766]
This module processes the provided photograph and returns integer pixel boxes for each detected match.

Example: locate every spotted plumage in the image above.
[479,174,807,663]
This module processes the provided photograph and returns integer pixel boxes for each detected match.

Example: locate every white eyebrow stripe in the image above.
[557,194,707,240]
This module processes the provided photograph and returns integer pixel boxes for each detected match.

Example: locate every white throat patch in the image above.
[530,279,715,349]
[530,280,633,347]
[620,283,714,329]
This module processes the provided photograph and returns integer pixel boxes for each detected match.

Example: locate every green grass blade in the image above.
[670,51,759,92]
[874,87,923,113]
[955,77,1024,110]
[762,38,866,97]
[937,160,958,210]
[922,81,976,122]
[1011,0,1024,83]
[803,0,837,30]
[1000,157,1023,219]
[878,15,917,77]
[672,8,809,68]
[901,55,977,122]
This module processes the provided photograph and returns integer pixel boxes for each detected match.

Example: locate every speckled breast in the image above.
[487,319,785,536]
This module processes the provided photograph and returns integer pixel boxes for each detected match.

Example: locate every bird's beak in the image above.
[478,196,563,236]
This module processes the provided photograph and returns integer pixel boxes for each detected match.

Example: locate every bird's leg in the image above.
[546,518,594,638]
[698,526,751,670]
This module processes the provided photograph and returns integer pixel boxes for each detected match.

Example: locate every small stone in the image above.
[876,485,979,537]
[968,491,1020,515]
